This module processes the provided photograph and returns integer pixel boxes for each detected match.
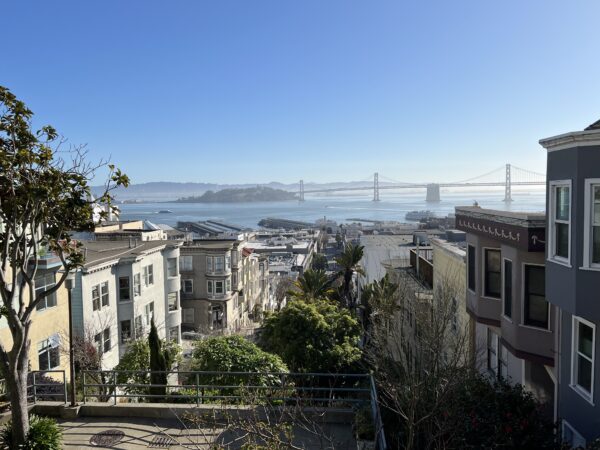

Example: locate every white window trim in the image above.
[582,178,600,270]
[562,420,586,448]
[501,257,513,322]
[570,315,596,405]
[182,279,193,294]
[467,244,476,294]
[520,263,550,331]
[548,180,572,267]
[481,247,501,300]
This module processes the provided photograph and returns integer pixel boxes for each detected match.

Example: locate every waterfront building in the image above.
[539,119,600,445]
[0,255,71,381]
[455,207,555,417]
[72,239,182,369]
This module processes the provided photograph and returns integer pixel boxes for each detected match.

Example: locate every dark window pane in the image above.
[556,186,570,221]
[579,323,594,359]
[593,226,600,264]
[503,260,512,318]
[484,249,501,298]
[468,245,476,291]
[555,223,569,258]
[524,266,548,328]
[578,356,592,392]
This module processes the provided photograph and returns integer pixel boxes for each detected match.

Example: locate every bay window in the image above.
[572,317,595,402]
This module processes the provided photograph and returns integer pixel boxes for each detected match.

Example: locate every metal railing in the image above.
[28,370,67,404]
[81,370,387,449]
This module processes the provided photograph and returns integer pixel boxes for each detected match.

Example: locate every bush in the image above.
[0,414,62,450]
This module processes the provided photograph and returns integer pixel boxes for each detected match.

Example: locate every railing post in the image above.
[82,371,86,404]
[32,371,37,404]
[196,373,200,407]
[113,371,117,405]
[63,370,67,405]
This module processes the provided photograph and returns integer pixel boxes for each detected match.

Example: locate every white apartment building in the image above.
[72,240,182,369]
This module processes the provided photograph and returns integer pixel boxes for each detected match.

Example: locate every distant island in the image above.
[175,186,298,203]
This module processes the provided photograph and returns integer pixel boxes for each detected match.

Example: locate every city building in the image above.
[539,119,600,445]
[72,239,182,369]
[0,254,71,381]
[178,233,269,337]
[455,207,555,417]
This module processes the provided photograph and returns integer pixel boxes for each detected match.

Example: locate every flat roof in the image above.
[82,240,179,269]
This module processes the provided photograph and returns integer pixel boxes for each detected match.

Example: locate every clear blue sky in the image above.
[2,0,599,184]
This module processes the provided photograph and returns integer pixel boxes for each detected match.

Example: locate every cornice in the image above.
[539,129,600,152]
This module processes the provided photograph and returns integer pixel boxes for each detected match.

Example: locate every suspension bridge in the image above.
[297,164,545,202]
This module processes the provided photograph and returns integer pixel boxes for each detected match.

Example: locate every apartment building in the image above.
[179,234,269,336]
[455,207,555,416]
[72,239,182,369]
[539,119,600,445]
[0,254,71,381]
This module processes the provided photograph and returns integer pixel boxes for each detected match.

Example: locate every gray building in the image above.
[539,119,600,446]
[456,207,556,417]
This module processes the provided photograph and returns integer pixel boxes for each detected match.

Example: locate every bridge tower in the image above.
[426,183,440,202]
[373,172,380,201]
[503,164,512,202]
[299,180,305,202]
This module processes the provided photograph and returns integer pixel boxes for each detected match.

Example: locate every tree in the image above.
[0,86,128,445]
[334,243,365,308]
[259,300,361,373]
[273,276,294,311]
[362,274,399,333]
[287,269,334,303]
[149,319,169,402]
[311,253,328,271]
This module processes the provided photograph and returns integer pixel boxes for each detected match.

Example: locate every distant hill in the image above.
[91,180,378,202]
[175,186,298,203]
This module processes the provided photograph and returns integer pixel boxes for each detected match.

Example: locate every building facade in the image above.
[539,120,600,445]
[456,207,556,417]
[72,240,181,369]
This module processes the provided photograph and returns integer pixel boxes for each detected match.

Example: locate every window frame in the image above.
[35,273,57,311]
[144,301,155,326]
[143,264,154,286]
[521,263,549,330]
[182,279,193,294]
[548,180,572,266]
[167,258,178,278]
[206,256,213,272]
[562,420,586,449]
[168,292,178,312]
[133,273,141,296]
[119,276,131,302]
[482,248,501,299]
[120,319,132,343]
[502,258,513,320]
[179,255,193,271]
[487,328,498,377]
[135,315,143,339]
[37,336,60,371]
[467,244,476,293]
[583,179,600,269]
[95,327,111,354]
[571,316,596,404]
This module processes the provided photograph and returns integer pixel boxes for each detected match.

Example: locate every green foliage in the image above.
[335,243,365,307]
[260,299,361,373]
[0,414,62,450]
[149,319,168,401]
[288,269,334,302]
[311,253,328,271]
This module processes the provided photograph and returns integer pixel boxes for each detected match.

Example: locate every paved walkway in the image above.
[59,416,355,449]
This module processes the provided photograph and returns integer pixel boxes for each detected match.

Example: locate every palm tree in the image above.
[367,274,399,332]
[335,243,365,308]
[288,269,334,302]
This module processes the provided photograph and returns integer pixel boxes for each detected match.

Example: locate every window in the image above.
[168,292,178,311]
[225,255,231,270]
[206,256,213,272]
[144,302,154,326]
[572,317,595,402]
[211,305,223,328]
[92,282,109,311]
[135,315,143,338]
[523,265,548,329]
[550,181,571,263]
[38,336,60,370]
[183,308,195,324]
[207,280,213,294]
[467,245,476,291]
[180,255,193,271]
[232,250,238,266]
[119,277,131,302]
[215,256,224,272]
[484,249,501,298]
[498,344,508,380]
[143,265,154,286]
[232,273,238,288]
[169,326,179,343]
[225,278,231,292]
[134,273,141,296]
[120,320,132,343]
[95,327,111,354]
[503,259,512,319]
[487,328,498,376]
[167,258,178,277]
[35,273,57,311]
[182,279,193,294]
[215,280,224,294]
[584,180,600,268]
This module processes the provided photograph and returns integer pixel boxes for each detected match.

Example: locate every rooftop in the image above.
[455,206,545,227]
[81,240,180,269]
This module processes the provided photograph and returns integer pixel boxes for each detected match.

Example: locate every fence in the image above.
[81,370,387,449]
[26,370,67,404]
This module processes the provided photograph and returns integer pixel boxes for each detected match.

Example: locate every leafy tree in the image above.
[362,274,399,332]
[311,253,328,271]
[149,319,168,402]
[287,269,334,302]
[335,243,365,308]
[115,334,180,398]
[260,300,361,373]
[0,86,128,445]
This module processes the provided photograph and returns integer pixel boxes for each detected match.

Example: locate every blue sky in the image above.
[2,0,599,184]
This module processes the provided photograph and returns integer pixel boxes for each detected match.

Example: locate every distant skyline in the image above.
[3,0,600,184]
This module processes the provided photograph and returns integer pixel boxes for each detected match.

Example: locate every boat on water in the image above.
[158,210,173,214]
[405,210,436,221]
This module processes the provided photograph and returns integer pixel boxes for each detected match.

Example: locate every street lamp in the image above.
[65,271,77,407]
